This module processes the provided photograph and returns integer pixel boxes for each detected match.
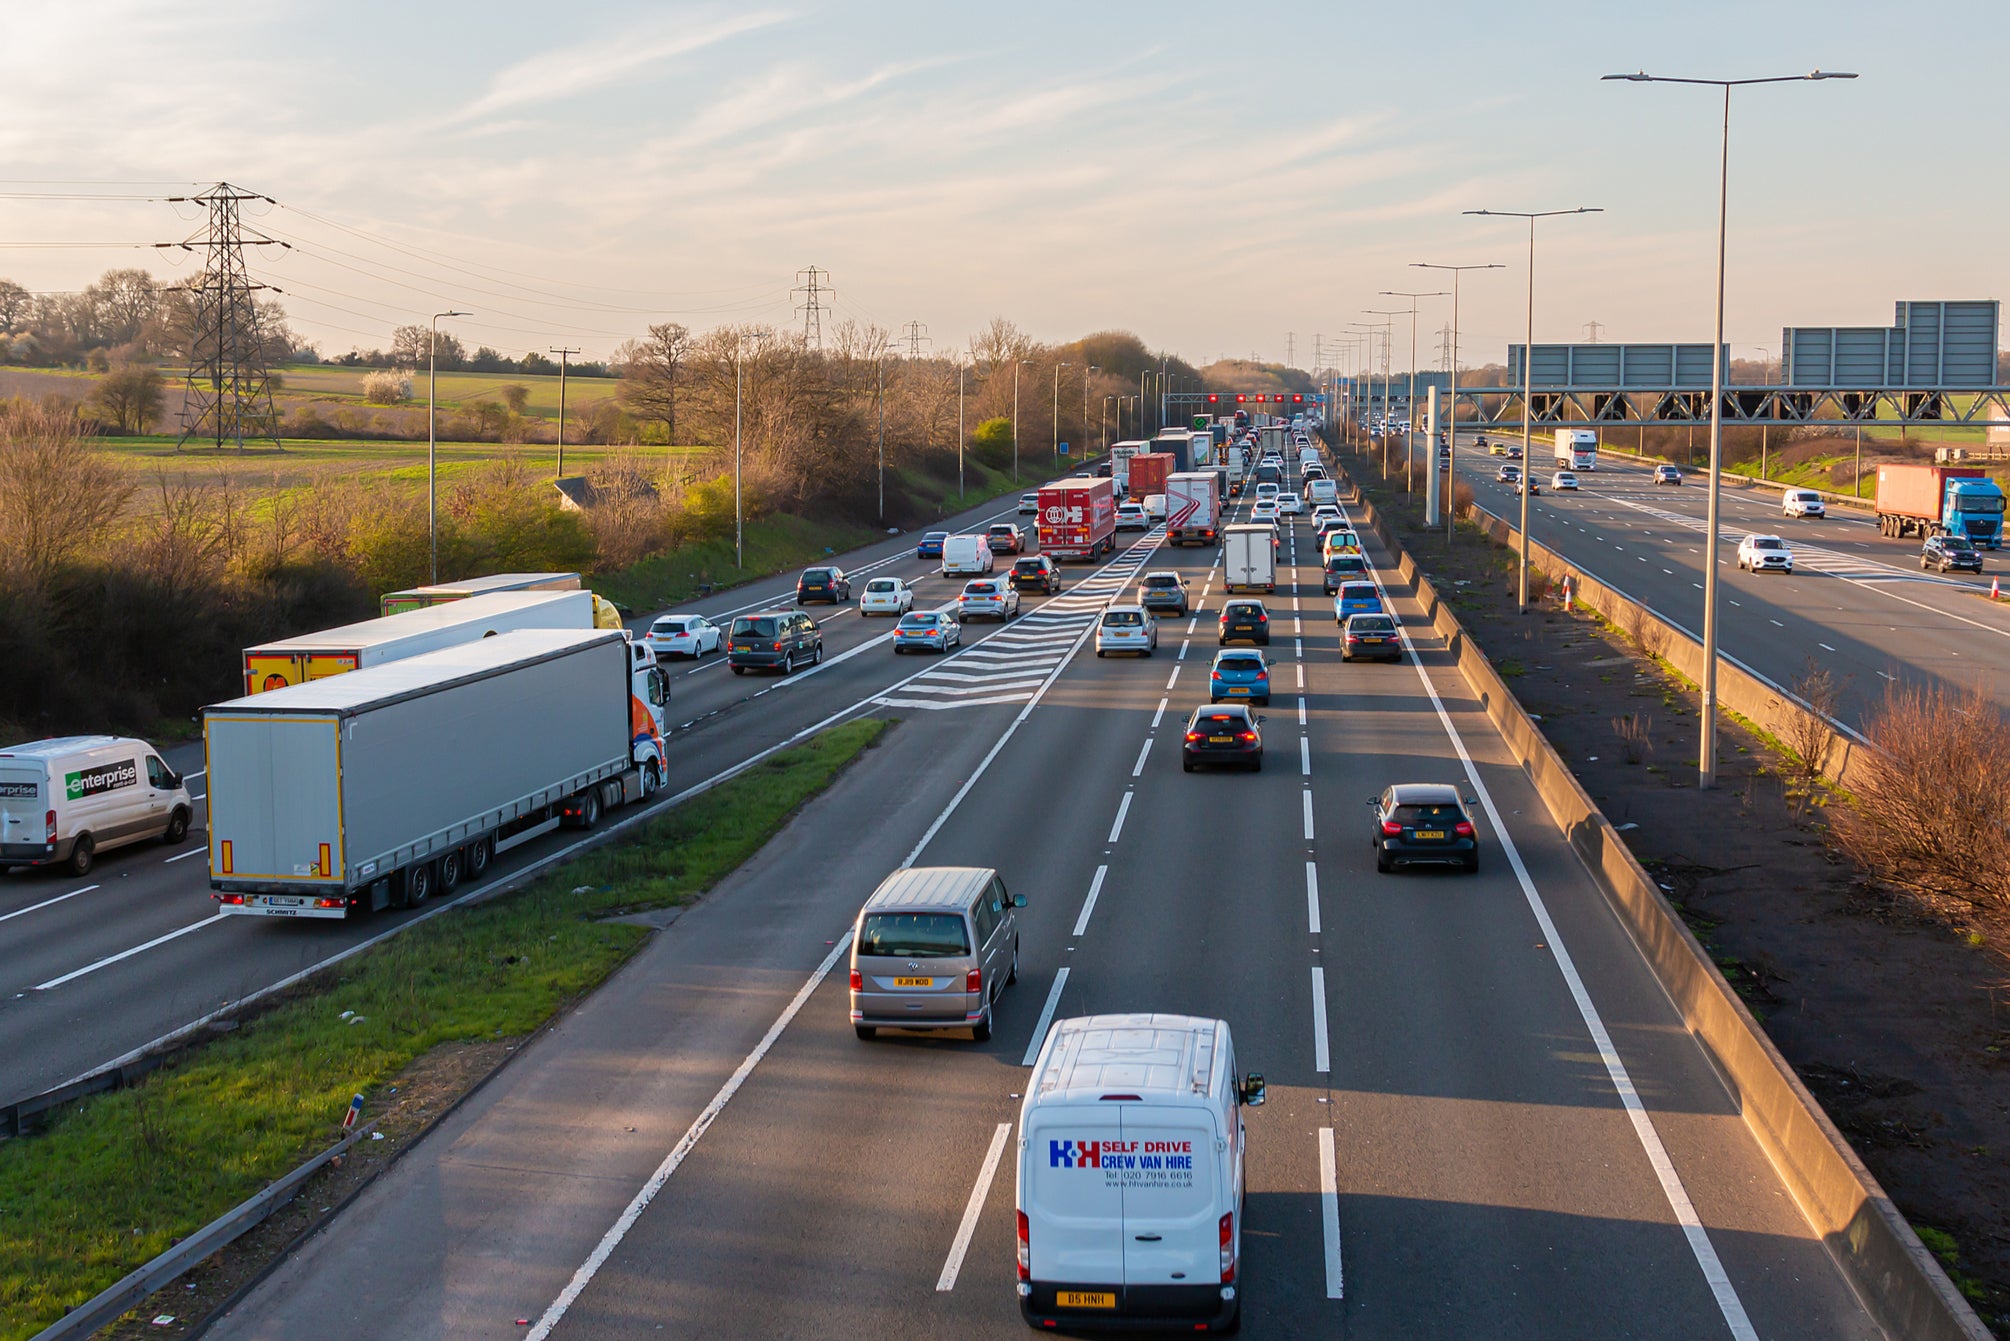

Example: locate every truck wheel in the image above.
[466,836,493,878]
[641,760,662,798]
[405,861,435,906]
[438,847,463,894]
[161,808,190,845]
[578,789,602,830]
[68,835,94,877]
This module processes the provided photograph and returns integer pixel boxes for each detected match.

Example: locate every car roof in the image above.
[1389,783,1462,805]
[861,865,993,912]
[1103,602,1147,614]
[1032,1014,1225,1103]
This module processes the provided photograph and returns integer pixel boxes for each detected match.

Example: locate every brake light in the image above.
[214,892,244,904]
[314,896,345,909]
[1185,730,1204,742]
[1017,1210,1031,1281]
[1455,820,1475,837]
[1237,731,1256,742]
[1220,1211,1235,1283]
[849,968,862,991]
[1211,671,1222,681]
[965,967,982,993]
[772,641,784,651]
[45,809,56,842]
[1381,820,1403,836]
[1255,613,1267,622]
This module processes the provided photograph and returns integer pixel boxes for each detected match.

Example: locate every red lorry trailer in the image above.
[1037,477,1117,561]
[1127,451,1175,502]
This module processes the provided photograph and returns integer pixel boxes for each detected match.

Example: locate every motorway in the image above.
[200,450,1880,1339]
[0,486,1052,1109]
[1428,438,2010,730]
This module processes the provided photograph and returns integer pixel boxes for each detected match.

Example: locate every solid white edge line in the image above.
[1106,792,1133,844]
[1305,862,1320,935]
[0,882,99,925]
[1073,865,1108,937]
[524,936,852,1340]
[36,913,231,989]
[163,846,207,863]
[1320,1127,1344,1299]
[1370,528,1760,1341]
[1310,965,1330,1073]
[1301,789,1315,841]
[1021,967,1070,1067]
[937,1122,1014,1291]
[1130,737,1151,778]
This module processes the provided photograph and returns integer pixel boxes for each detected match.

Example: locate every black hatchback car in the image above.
[1369,783,1480,873]
[796,567,851,604]
[1010,555,1062,594]
[1921,534,1984,574]
[728,611,823,676]
[1181,704,1263,772]
[1137,571,1190,615]
[1218,599,1270,645]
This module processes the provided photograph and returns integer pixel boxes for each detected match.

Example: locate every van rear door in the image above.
[1022,1107,1126,1289]
[0,760,45,852]
[1116,1107,1221,1288]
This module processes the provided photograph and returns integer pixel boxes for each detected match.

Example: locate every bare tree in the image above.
[390,324,464,370]
[967,316,1036,377]
[618,322,693,443]
[0,279,30,334]
[0,403,136,587]
[88,365,165,434]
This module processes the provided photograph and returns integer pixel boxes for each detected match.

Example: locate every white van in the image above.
[941,534,995,576]
[1305,477,1339,508]
[0,736,194,876]
[1017,1014,1264,1332]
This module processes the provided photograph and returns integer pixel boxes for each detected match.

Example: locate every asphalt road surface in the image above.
[203,455,1881,1340]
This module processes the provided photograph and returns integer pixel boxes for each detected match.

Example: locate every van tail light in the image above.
[772,641,784,652]
[965,968,983,993]
[1017,1210,1031,1281]
[1381,820,1403,837]
[1219,1211,1235,1283]
[849,969,862,991]
[1454,820,1475,837]
[46,810,57,842]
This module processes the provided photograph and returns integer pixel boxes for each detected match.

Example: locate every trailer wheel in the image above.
[438,847,463,894]
[466,835,493,878]
[404,861,435,907]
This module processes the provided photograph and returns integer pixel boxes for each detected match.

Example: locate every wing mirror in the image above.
[1465,796,1479,806]
[1012,894,1028,908]
[1241,1073,1266,1107]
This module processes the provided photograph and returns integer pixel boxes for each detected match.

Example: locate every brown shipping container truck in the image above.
[1127,452,1175,502]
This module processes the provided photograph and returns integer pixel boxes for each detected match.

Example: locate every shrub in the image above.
[362,371,412,406]
[971,416,1014,469]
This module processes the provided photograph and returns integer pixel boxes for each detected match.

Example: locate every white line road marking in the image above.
[164,847,206,864]
[1769,619,1784,628]
[1178,639,1190,661]
[1385,590,1760,1340]
[1108,792,1133,843]
[1310,965,1330,1072]
[1186,616,1198,634]
[1300,737,1311,776]
[937,1123,1013,1291]
[1297,697,1307,725]
[1295,639,1304,659]
[1819,642,1837,652]
[1152,697,1168,728]
[1302,790,1315,840]
[1305,862,1321,934]
[1073,865,1108,937]
[1320,1128,1344,1299]
[1023,967,1070,1066]
[524,936,851,1339]
[0,883,99,925]
[36,913,232,990]
[1165,665,1180,689]
[1296,662,1305,689]
[1131,737,1152,778]
[1877,670,1897,681]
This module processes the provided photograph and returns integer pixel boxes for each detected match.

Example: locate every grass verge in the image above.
[0,717,887,1339]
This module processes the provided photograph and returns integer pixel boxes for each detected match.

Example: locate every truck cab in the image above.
[1945,477,2006,548]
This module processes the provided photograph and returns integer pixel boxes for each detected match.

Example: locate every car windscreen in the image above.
[731,617,777,637]
[652,619,687,633]
[1751,538,1784,550]
[1224,603,1263,618]
[1325,556,1363,572]
[1943,539,1978,553]
[898,614,939,627]
[866,579,899,592]
[1392,803,1462,826]
[1216,655,1264,672]
[1014,558,1045,572]
[1191,710,1247,729]
[801,569,833,582]
[965,582,997,594]
[857,912,971,958]
[1141,574,1179,587]
[924,532,949,540]
[1350,617,1396,632]
[1102,611,1143,626]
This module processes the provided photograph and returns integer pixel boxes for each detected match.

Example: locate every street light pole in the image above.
[1411,262,1506,547]
[957,357,966,499]
[1378,290,1447,494]
[734,340,744,569]
[427,308,469,583]
[1464,207,1602,610]
[1367,307,1415,490]
[1084,365,1098,459]
[1053,361,1070,461]
[877,353,887,520]
[1605,67,1857,789]
[1013,359,1030,482]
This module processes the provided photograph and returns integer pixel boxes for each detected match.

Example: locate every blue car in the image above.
[1209,649,1271,705]
[1335,581,1384,622]
[916,531,949,559]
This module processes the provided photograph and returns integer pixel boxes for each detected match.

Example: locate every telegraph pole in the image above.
[549,346,579,479]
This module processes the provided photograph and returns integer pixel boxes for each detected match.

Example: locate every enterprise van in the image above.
[1017,1014,1264,1332]
[0,736,194,876]
[849,866,1025,1041]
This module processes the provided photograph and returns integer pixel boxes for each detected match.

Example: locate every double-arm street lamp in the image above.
[1376,291,1445,491]
[1605,67,1857,789]
[1463,207,1603,610]
[1410,261,1505,545]
[427,309,469,582]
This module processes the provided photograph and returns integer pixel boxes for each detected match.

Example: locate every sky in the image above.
[1,0,2003,373]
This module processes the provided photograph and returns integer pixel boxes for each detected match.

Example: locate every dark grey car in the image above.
[727,610,823,675]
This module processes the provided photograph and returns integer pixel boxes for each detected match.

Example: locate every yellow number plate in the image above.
[893,976,933,988]
[1058,1291,1117,1309]
[1415,830,1445,840]
[1208,736,1233,744]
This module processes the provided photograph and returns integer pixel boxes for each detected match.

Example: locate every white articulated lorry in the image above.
[206,628,668,918]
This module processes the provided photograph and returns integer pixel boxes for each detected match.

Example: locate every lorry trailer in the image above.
[1037,477,1118,560]
[1127,452,1176,502]
[207,628,668,918]
[1165,471,1220,546]
[381,571,623,628]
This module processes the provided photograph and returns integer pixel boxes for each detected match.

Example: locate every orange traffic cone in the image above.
[1562,574,1575,611]
[1993,576,2002,601]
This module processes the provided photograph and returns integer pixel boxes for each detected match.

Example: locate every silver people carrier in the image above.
[849,866,1025,1042]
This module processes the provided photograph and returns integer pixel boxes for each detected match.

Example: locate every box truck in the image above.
[1128,452,1176,502]
[1874,463,2005,547]
[381,571,622,628]
[207,629,669,918]
[241,590,596,696]
[1037,478,1118,561]
[1165,472,1220,546]
[1222,525,1276,593]
[1109,442,1147,496]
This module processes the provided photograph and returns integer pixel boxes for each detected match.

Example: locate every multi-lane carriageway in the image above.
[178,462,1885,1339]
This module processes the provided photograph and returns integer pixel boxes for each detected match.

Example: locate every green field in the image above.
[87,436,707,490]
[272,364,623,417]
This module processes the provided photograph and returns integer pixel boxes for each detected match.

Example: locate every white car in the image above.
[1311,504,1343,525]
[1736,534,1794,574]
[858,576,914,617]
[1275,492,1305,515]
[1782,489,1826,519]
[1496,464,1523,484]
[957,577,1021,620]
[1094,604,1158,656]
[1115,502,1149,531]
[1253,481,1281,502]
[642,613,720,659]
[1250,500,1280,524]
[1018,492,1040,515]
[1313,513,1348,538]
[1550,472,1580,491]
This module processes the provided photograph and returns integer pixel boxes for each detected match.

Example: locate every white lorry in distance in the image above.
[1553,429,1598,471]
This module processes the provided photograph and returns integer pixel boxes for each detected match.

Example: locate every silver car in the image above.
[893,610,960,653]
[958,577,1021,621]
[1095,604,1158,657]
[850,866,1024,1042]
